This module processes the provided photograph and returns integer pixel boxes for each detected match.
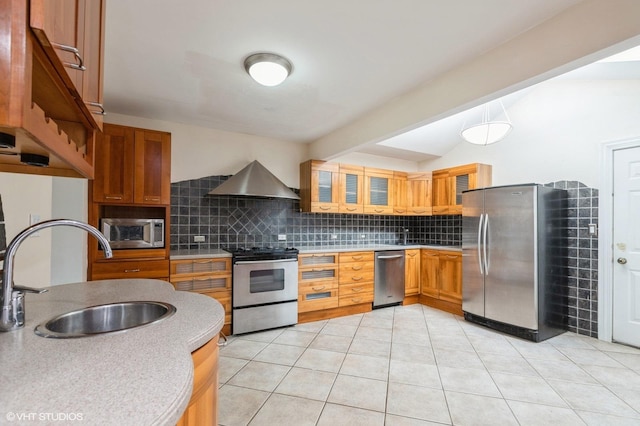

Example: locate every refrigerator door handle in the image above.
[477,213,484,275]
[483,213,490,275]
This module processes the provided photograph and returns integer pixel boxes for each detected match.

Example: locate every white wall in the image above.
[50,177,88,285]
[105,113,308,187]
[331,152,419,173]
[420,79,640,189]
[0,173,53,287]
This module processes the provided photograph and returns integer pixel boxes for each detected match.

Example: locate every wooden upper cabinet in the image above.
[80,0,106,129]
[30,0,85,94]
[432,163,492,215]
[299,160,340,213]
[339,164,364,213]
[393,172,408,215]
[93,124,171,205]
[364,167,394,214]
[407,172,432,216]
[93,124,135,203]
[134,129,171,205]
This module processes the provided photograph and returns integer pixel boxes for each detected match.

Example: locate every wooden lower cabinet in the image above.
[338,251,374,307]
[91,259,169,280]
[298,253,339,313]
[404,249,420,298]
[169,257,232,335]
[420,249,462,315]
[176,336,219,426]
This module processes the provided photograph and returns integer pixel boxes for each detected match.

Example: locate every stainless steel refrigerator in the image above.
[462,184,567,342]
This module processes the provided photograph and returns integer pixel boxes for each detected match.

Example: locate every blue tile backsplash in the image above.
[171,176,598,338]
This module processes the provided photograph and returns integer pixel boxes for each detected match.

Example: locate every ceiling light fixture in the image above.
[244,53,292,87]
[461,101,512,146]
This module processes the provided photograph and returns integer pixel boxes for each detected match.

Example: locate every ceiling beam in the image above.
[308,0,640,161]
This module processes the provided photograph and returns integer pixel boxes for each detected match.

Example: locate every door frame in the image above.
[599,137,640,342]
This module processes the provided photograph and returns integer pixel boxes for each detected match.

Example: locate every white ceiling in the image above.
[104,0,591,159]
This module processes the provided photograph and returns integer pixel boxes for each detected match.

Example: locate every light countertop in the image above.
[170,245,460,259]
[0,279,224,425]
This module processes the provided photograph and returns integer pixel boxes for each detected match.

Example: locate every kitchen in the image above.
[1,0,640,425]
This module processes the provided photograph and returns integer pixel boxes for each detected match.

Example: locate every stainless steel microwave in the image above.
[101,218,165,249]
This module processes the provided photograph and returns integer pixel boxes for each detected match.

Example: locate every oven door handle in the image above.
[234,258,298,265]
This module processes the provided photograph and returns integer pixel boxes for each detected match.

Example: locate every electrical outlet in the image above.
[278,234,287,241]
[330,234,338,240]
[194,235,205,243]
[588,224,598,237]
[361,234,366,239]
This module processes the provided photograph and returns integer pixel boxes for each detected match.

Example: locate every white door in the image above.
[613,146,640,347]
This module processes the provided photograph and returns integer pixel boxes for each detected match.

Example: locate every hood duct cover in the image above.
[208,160,300,200]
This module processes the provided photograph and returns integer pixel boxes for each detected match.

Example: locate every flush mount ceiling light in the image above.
[244,53,292,87]
[461,100,513,146]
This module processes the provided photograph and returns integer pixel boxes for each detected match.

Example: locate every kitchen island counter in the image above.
[0,279,224,425]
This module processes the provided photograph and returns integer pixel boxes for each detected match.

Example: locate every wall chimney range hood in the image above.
[208,160,300,200]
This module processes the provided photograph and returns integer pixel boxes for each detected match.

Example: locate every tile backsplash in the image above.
[171,175,597,338]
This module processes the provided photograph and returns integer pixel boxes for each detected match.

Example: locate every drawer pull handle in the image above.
[351,287,363,293]
[51,42,86,71]
[124,268,141,273]
[351,298,363,303]
[352,255,363,260]
[311,268,326,272]
[351,265,362,271]
[194,259,214,264]
[346,207,358,211]
[351,276,363,281]
[395,209,405,213]
[312,286,326,291]
[87,101,106,115]
[408,253,417,257]
[105,195,122,200]
[319,206,331,210]
[412,209,427,214]
[374,209,384,213]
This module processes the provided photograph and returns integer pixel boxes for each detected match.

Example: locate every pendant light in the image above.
[461,100,512,145]
[244,53,292,87]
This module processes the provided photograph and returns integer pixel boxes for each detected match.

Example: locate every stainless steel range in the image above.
[226,247,299,334]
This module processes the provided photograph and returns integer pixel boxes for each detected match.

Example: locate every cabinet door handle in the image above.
[408,253,417,258]
[105,196,123,200]
[51,42,86,71]
[124,268,141,273]
[312,286,326,291]
[144,196,161,201]
[87,101,106,115]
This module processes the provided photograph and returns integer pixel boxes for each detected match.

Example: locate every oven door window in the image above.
[250,269,285,293]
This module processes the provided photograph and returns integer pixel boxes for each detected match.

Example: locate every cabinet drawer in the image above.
[339,269,374,284]
[338,291,373,307]
[170,258,231,276]
[299,281,340,293]
[171,275,231,293]
[339,282,373,296]
[299,266,339,283]
[91,260,169,280]
[339,251,374,263]
[299,253,338,267]
[338,261,374,274]
[298,289,339,313]
[363,205,394,215]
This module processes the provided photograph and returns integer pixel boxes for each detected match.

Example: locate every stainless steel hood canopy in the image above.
[208,160,300,200]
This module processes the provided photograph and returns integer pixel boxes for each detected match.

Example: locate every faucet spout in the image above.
[0,219,112,331]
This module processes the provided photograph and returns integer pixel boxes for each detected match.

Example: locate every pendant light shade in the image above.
[244,53,292,87]
[461,101,512,145]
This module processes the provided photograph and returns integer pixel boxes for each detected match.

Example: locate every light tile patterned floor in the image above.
[218,305,640,426]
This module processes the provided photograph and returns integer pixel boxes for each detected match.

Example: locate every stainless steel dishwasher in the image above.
[374,250,405,308]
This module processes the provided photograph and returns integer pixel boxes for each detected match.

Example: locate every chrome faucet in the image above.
[400,227,409,245]
[0,219,113,332]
